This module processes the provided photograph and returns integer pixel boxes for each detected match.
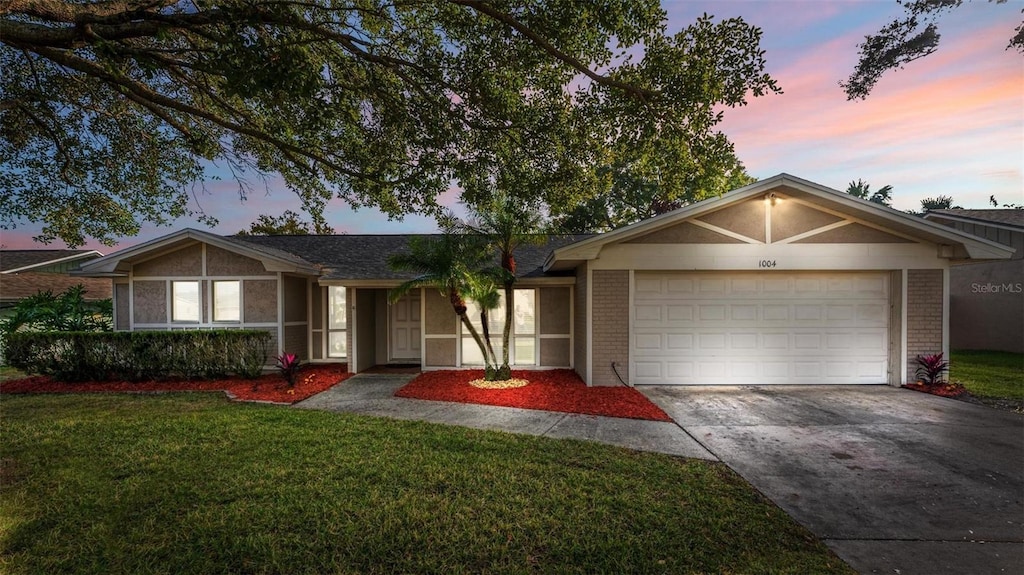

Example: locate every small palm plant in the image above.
[276,352,301,387]
[915,353,949,387]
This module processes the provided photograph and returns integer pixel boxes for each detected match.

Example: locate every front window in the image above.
[327,286,347,358]
[171,281,200,322]
[212,281,240,322]
[461,289,535,366]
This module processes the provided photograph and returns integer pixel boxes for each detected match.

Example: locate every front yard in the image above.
[951,350,1024,410]
[1,393,852,574]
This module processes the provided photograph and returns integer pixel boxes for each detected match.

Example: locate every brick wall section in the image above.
[591,270,629,386]
[573,263,588,382]
[906,269,944,382]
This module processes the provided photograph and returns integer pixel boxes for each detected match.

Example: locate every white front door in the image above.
[390,292,422,360]
[632,272,890,385]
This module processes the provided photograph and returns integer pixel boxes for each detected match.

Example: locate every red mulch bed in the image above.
[902,382,967,398]
[395,369,673,422]
[0,363,351,405]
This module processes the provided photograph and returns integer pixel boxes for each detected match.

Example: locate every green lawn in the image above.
[950,350,1024,400]
[0,366,25,382]
[0,393,852,574]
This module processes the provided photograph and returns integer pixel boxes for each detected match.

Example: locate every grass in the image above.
[950,350,1024,400]
[0,366,25,383]
[1,393,853,574]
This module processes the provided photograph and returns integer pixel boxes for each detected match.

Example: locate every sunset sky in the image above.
[2,0,1021,252]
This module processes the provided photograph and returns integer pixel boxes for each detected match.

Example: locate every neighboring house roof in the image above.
[0,250,110,302]
[546,173,1016,270]
[1,249,103,273]
[234,234,592,281]
[924,209,1024,230]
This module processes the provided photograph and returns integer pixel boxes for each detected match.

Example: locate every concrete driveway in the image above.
[641,385,1024,575]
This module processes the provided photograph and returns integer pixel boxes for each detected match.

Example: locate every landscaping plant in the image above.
[276,352,301,387]
[915,352,950,387]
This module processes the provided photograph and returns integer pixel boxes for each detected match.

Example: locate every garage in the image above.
[542,174,1014,387]
[631,271,890,385]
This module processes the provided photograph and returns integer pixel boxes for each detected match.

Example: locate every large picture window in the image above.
[461,289,536,366]
[327,286,347,358]
[171,281,200,323]
[212,280,240,322]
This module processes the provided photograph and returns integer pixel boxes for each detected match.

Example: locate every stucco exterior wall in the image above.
[114,283,129,330]
[771,202,842,241]
[133,280,166,324]
[282,276,307,323]
[424,289,456,334]
[539,287,570,335]
[206,244,274,276]
[906,269,944,382]
[355,288,377,370]
[133,244,202,276]
[591,269,628,386]
[425,339,457,367]
[540,339,571,367]
[283,324,307,360]
[538,286,571,366]
[697,200,766,242]
[243,280,278,323]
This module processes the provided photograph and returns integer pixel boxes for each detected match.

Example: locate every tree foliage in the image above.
[237,210,334,236]
[0,285,112,358]
[465,191,546,377]
[388,226,503,377]
[920,195,961,211]
[553,163,754,232]
[846,179,893,207]
[1,0,779,246]
[843,0,1023,100]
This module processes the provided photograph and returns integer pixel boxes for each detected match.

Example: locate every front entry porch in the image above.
[350,288,422,373]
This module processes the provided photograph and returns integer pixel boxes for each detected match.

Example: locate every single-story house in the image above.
[77,174,1014,386]
[1,249,112,314]
[923,209,1023,353]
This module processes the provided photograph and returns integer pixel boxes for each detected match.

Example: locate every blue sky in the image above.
[2,0,1021,251]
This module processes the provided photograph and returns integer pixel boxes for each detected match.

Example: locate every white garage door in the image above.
[632,272,889,385]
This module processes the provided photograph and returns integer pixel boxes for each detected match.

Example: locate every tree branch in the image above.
[449,0,656,101]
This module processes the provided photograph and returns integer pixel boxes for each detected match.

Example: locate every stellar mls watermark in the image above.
[970,282,1023,294]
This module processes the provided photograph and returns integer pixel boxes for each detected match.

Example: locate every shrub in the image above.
[276,352,301,387]
[5,330,270,382]
[915,353,950,387]
[0,285,112,364]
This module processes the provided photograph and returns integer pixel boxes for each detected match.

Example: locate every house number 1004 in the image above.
[758,260,777,268]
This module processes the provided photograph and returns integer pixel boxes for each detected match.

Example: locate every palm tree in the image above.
[465,192,547,380]
[388,231,501,377]
[846,179,893,207]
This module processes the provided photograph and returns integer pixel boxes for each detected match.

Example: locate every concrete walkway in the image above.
[293,373,715,460]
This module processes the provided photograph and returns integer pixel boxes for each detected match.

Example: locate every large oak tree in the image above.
[2,0,779,246]
[843,0,1023,100]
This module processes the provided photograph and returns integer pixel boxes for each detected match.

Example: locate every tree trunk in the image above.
[458,312,493,372]
[480,309,499,369]
[501,280,512,369]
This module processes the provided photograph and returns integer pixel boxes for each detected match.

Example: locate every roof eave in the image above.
[76,229,321,276]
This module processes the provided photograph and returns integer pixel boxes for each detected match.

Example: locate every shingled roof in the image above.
[926,209,1024,229]
[1,249,101,273]
[233,234,592,280]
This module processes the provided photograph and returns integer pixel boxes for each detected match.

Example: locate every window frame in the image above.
[211,280,241,323]
[170,280,201,323]
[460,288,536,366]
[326,286,347,359]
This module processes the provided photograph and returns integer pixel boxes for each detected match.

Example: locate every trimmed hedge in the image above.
[5,330,270,382]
